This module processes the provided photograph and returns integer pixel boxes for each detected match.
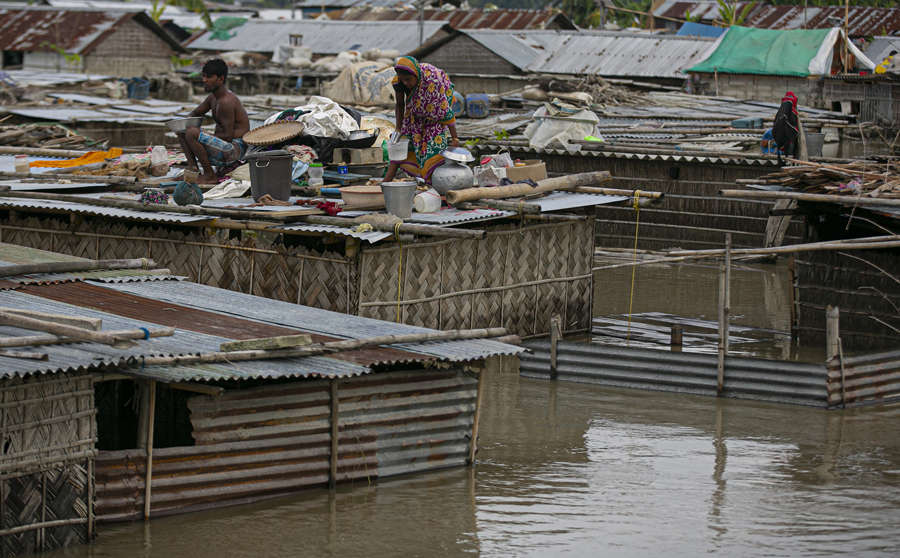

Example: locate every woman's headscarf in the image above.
[782,91,798,115]
[392,56,454,126]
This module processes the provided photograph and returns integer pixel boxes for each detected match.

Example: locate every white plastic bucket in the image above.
[414,188,441,213]
[381,181,417,218]
[387,138,409,161]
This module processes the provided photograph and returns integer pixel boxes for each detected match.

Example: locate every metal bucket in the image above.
[380,181,417,218]
[805,132,825,157]
[387,138,409,161]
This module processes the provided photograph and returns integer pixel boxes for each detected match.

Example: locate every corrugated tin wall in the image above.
[95,368,477,522]
[827,349,900,408]
[520,340,829,407]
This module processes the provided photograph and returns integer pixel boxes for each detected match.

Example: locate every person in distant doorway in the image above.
[178,58,250,184]
[383,56,459,184]
[771,91,800,165]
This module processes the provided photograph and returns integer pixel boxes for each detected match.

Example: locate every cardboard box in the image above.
[332,147,383,165]
[504,160,547,183]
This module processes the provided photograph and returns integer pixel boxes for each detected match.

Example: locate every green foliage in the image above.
[716,0,755,27]
[493,129,510,140]
[39,41,81,67]
[684,10,701,23]
[149,0,165,22]
[464,138,481,149]
[170,55,194,67]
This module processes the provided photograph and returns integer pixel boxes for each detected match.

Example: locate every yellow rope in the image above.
[395,221,403,322]
[625,191,642,345]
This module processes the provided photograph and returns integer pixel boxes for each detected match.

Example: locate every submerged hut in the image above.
[0,242,518,554]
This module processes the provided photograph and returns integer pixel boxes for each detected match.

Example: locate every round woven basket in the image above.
[242,121,305,146]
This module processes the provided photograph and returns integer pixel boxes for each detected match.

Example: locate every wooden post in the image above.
[549,314,561,380]
[670,325,683,352]
[826,306,840,361]
[136,382,149,450]
[87,458,94,540]
[843,0,849,74]
[716,234,732,394]
[329,379,339,489]
[468,370,485,465]
[143,380,156,521]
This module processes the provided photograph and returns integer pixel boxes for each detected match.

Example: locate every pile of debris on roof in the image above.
[521,76,646,107]
[753,159,900,198]
[0,123,103,150]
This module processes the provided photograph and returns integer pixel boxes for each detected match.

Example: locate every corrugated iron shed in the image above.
[653,1,900,37]
[186,20,446,56]
[330,7,576,30]
[0,69,111,87]
[0,6,185,54]
[455,30,716,79]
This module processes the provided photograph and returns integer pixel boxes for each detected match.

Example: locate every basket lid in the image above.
[242,121,304,146]
[245,149,292,160]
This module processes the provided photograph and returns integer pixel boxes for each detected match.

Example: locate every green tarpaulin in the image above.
[688,26,832,77]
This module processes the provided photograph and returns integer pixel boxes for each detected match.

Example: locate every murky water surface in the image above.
[45,262,900,557]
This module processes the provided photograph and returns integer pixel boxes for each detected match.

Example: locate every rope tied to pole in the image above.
[626,190,642,345]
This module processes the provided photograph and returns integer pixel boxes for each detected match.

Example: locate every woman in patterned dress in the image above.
[383,56,459,183]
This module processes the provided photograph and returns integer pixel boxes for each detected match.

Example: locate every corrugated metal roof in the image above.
[404,207,513,225]
[187,20,446,55]
[0,107,172,123]
[0,6,184,54]
[0,196,216,224]
[458,29,716,78]
[866,36,900,66]
[476,142,781,166]
[653,1,900,37]
[0,69,112,87]
[0,290,372,381]
[529,191,628,212]
[330,7,575,31]
[274,223,393,244]
[95,280,521,364]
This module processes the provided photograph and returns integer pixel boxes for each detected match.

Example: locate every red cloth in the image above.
[782,91,798,115]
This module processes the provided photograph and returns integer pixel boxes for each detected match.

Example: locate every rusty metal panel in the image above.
[827,350,900,408]
[95,369,477,521]
[0,7,124,54]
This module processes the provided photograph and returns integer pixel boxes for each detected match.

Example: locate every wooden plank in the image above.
[0,308,101,331]
[219,334,313,352]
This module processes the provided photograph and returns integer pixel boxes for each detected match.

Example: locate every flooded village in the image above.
[0,0,898,556]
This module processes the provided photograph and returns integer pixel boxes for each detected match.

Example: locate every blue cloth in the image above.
[676,22,727,38]
[761,128,784,154]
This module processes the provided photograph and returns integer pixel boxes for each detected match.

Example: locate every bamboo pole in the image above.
[143,380,156,521]
[446,171,613,205]
[134,328,508,368]
[468,369,484,465]
[0,190,307,221]
[0,258,154,278]
[0,349,47,360]
[0,146,90,158]
[0,326,175,348]
[719,189,900,208]
[0,171,138,185]
[717,262,726,395]
[0,308,101,330]
[826,306,840,362]
[456,200,541,214]
[575,187,663,199]
[302,215,485,239]
[0,312,168,347]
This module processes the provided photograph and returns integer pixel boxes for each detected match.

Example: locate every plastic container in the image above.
[414,188,441,213]
[451,91,466,118]
[124,77,150,100]
[246,150,293,201]
[337,165,348,175]
[150,145,168,177]
[465,93,490,119]
[387,137,409,161]
[381,181,417,218]
[307,162,324,187]
[14,154,29,174]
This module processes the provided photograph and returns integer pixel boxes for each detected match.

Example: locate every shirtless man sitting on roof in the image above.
[178,58,250,184]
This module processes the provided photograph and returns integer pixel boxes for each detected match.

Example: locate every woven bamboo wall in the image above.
[0,213,356,315]
[0,373,95,556]
[357,219,594,336]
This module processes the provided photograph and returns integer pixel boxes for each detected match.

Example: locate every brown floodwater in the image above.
[43,261,900,557]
